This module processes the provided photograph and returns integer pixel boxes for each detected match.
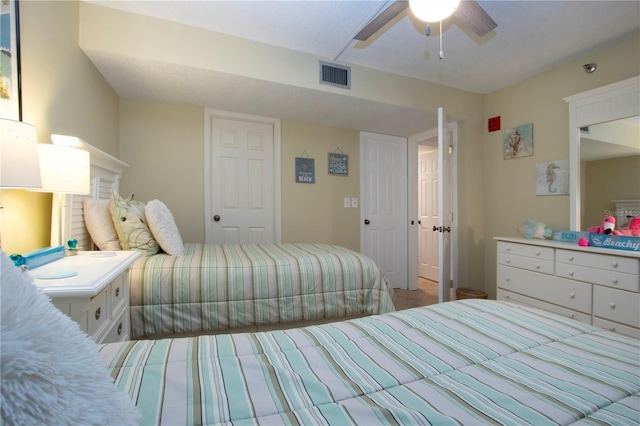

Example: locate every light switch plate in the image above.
[344,197,351,208]
[351,197,358,208]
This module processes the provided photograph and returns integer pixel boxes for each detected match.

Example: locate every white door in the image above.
[360,132,408,289]
[204,111,280,244]
[437,108,453,302]
[418,149,439,281]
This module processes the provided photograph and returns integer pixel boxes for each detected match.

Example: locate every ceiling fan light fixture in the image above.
[409,0,461,22]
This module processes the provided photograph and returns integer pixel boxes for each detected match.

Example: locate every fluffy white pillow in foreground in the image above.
[0,252,140,425]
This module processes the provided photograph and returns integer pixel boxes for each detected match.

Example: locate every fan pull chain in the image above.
[426,23,430,36]
[439,20,444,59]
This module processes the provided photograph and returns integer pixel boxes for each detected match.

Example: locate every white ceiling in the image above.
[83,0,640,135]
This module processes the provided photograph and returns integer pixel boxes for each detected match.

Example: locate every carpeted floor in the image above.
[393,278,438,310]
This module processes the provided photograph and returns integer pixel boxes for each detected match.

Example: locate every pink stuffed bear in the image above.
[613,217,640,237]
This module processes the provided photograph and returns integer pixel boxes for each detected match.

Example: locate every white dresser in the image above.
[495,237,640,338]
[29,251,141,343]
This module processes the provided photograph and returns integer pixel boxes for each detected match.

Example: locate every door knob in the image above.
[364,219,370,225]
[213,215,221,222]
[444,226,451,232]
[432,226,437,232]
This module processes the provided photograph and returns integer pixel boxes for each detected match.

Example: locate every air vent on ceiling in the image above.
[319,61,351,90]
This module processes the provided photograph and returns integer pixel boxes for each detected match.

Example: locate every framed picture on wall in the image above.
[295,157,315,183]
[1,0,22,120]
[535,159,570,195]
[328,153,348,176]
[503,123,533,159]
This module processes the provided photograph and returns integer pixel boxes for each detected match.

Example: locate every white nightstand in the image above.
[28,251,141,343]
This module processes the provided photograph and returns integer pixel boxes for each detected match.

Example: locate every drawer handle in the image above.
[535,250,540,256]
[568,270,574,276]
[117,322,123,335]
[506,247,511,252]
[609,302,616,309]
[568,255,574,261]
[608,325,616,331]
[95,307,101,320]
[569,313,574,319]
[506,259,511,264]
[505,294,510,299]
[505,277,510,282]
[535,264,540,269]
[611,261,618,268]
[611,278,618,285]
[115,287,120,297]
[569,292,575,299]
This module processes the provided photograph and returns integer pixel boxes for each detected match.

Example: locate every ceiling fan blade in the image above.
[354,1,409,41]
[454,0,497,37]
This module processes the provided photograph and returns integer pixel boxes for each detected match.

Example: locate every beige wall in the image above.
[1,1,119,254]
[118,100,204,244]
[482,34,640,298]
[281,121,361,250]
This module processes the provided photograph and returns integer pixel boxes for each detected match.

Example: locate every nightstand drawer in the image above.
[498,241,554,261]
[556,262,639,291]
[111,274,128,315]
[103,310,129,343]
[87,289,109,337]
[593,286,640,328]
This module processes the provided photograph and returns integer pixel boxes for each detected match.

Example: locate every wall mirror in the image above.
[565,76,640,231]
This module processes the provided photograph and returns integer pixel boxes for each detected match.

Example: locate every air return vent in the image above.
[319,61,351,89]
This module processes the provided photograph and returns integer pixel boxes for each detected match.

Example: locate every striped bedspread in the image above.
[128,243,395,339]
[100,300,640,425]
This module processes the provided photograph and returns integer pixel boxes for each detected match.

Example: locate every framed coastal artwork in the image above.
[535,160,569,195]
[295,157,315,184]
[503,123,533,159]
[328,152,348,176]
[1,0,22,120]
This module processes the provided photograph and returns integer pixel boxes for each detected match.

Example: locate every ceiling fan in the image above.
[354,0,497,42]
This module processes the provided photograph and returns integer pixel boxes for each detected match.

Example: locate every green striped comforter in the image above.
[100,300,640,425]
[129,243,395,339]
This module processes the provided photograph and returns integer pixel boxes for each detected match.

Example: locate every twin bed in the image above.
[63,143,394,339]
[99,299,640,425]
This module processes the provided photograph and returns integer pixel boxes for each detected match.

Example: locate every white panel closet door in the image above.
[418,150,439,281]
[206,116,275,244]
[360,132,408,289]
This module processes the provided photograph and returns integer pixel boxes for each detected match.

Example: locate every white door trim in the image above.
[204,109,282,243]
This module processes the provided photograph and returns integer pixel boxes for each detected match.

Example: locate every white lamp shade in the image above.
[0,119,43,189]
[37,145,91,195]
[409,0,460,22]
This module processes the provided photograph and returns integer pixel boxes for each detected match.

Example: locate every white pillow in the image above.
[0,251,140,425]
[145,199,185,256]
[83,198,121,251]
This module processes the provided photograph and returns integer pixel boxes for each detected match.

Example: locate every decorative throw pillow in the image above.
[84,198,121,251]
[109,192,159,255]
[145,200,185,256]
[0,251,140,425]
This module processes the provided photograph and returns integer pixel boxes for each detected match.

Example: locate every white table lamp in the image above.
[1,119,42,189]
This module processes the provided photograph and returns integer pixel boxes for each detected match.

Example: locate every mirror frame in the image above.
[564,76,640,231]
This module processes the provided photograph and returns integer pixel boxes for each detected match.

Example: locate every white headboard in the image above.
[55,141,128,250]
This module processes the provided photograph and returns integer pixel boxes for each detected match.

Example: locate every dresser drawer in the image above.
[556,249,639,275]
[593,318,640,339]
[87,289,109,337]
[593,286,640,328]
[556,263,639,292]
[497,289,591,324]
[498,241,554,261]
[497,252,554,274]
[498,265,592,314]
